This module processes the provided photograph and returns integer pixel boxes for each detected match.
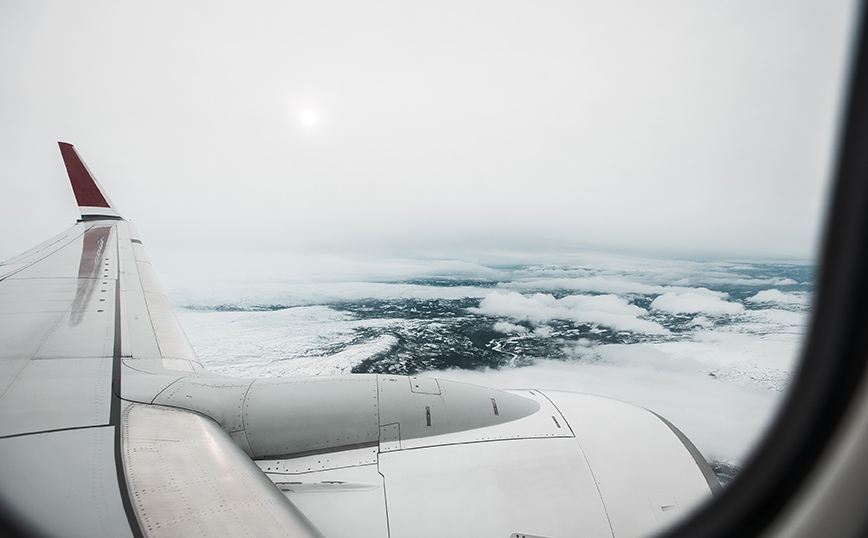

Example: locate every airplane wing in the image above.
[0,144,718,538]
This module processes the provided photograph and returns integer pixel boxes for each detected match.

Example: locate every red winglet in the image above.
[58,142,122,220]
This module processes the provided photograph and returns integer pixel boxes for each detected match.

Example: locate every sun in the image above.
[299,108,319,128]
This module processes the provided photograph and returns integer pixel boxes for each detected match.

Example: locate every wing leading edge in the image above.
[0,144,718,538]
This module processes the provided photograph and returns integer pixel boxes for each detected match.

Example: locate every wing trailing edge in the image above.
[58,142,123,221]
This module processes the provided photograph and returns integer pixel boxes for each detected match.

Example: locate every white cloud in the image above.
[533,326,553,338]
[499,276,726,298]
[747,289,809,306]
[493,321,528,334]
[470,291,669,334]
[651,292,744,315]
[429,325,804,464]
[428,353,783,466]
[690,316,714,328]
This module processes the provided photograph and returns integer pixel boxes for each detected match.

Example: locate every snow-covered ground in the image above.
[170,251,813,471]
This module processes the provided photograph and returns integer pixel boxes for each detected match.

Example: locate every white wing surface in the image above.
[0,143,321,538]
[0,144,718,538]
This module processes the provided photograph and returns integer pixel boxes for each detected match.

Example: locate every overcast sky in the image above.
[0,0,858,265]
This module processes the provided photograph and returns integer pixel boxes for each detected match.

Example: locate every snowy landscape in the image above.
[170,250,813,484]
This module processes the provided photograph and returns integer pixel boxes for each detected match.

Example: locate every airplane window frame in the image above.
[660,4,868,537]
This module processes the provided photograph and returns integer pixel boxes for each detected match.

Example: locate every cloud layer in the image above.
[471,291,669,334]
[651,291,744,314]
[747,289,810,306]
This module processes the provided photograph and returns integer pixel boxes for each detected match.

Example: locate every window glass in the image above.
[0,0,857,530]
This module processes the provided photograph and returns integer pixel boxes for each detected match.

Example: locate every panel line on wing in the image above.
[538,390,616,537]
[0,423,111,441]
[253,441,381,462]
[0,226,86,282]
[111,235,146,538]
[238,377,257,449]
[0,315,64,402]
[376,435,580,455]
[379,466,393,538]
[112,277,122,425]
